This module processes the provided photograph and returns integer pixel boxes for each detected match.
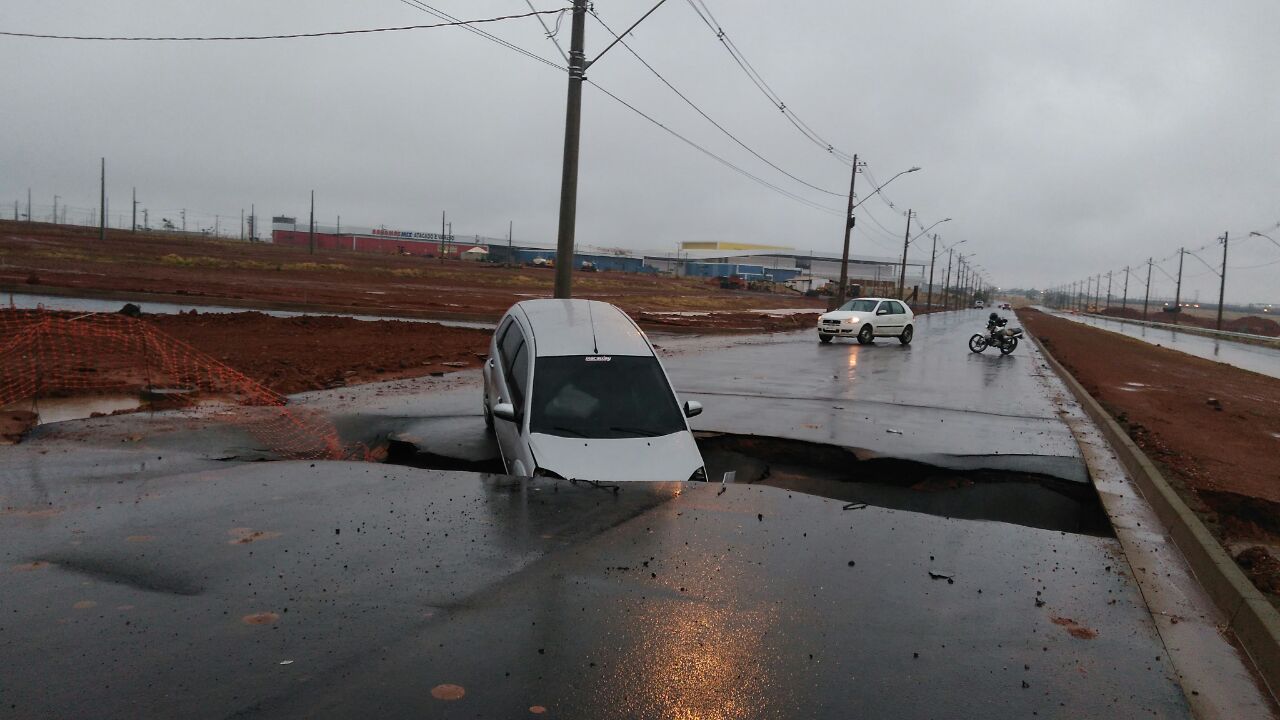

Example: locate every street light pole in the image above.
[925,234,938,310]
[1142,259,1153,321]
[1173,248,1184,325]
[897,208,916,298]
[836,154,862,306]
[1216,231,1229,332]
[942,248,954,311]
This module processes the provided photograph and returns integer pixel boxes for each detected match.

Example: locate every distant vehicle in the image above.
[580,261,597,272]
[817,297,915,345]
[718,275,746,290]
[974,300,985,309]
[999,302,1012,310]
[530,257,554,268]
[483,299,707,482]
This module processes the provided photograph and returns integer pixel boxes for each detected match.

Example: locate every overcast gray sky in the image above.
[3,0,1278,303]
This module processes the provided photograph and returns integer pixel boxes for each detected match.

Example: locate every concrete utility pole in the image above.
[132,188,138,232]
[143,208,149,230]
[52,195,59,224]
[26,189,31,222]
[1217,231,1229,331]
[1142,258,1152,321]
[309,191,316,255]
[440,210,447,262]
[1106,271,1112,309]
[99,158,106,242]
[552,0,588,298]
[181,209,186,232]
[1121,266,1129,311]
[897,208,916,298]
[240,209,244,241]
[1173,248,1185,325]
[250,203,256,241]
[925,234,938,310]
[836,154,862,305]
[942,248,954,310]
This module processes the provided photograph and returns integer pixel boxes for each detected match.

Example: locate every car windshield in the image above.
[530,355,686,439]
[838,299,880,312]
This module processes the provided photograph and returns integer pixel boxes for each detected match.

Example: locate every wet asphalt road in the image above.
[1,462,1190,719]
[668,308,1086,480]
[1042,307,1280,379]
[0,308,1211,718]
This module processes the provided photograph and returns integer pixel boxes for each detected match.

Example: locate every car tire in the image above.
[856,325,874,345]
[819,333,833,344]
[899,325,913,345]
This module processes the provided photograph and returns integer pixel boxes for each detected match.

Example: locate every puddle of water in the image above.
[29,395,143,424]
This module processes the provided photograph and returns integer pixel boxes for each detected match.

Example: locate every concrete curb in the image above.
[1029,332,1280,698]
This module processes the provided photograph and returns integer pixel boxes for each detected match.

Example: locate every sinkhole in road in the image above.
[382,431,1113,537]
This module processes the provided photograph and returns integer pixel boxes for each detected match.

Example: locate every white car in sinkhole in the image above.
[482,299,708,482]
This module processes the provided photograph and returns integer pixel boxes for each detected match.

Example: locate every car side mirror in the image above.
[683,400,703,418]
[493,402,517,422]
[877,308,890,315]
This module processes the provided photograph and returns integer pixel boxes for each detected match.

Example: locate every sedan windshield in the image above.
[530,356,686,439]
[838,299,880,312]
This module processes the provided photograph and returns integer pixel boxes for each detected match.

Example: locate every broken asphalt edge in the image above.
[1029,332,1280,701]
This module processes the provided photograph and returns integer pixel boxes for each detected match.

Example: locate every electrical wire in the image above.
[587,7,845,198]
[684,0,854,164]
[0,9,570,41]
[398,0,566,71]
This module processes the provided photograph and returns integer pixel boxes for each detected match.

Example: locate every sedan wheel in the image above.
[819,333,833,344]
[856,325,875,345]
[899,325,914,345]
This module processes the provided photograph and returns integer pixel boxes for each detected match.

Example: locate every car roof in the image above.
[513,299,653,357]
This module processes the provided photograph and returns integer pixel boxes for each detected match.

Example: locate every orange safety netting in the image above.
[1,308,355,459]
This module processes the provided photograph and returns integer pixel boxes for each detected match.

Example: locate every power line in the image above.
[0,9,569,41]
[586,7,844,198]
[585,80,844,216]
[684,0,855,164]
[394,0,845,216]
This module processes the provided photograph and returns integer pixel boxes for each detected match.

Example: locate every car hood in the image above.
[818,311,865,322]
[529,430,704,482]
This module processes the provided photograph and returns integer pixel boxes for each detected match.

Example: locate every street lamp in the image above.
[1250,230,1280,250]
[900,217,951,298]
[837,164,920,306]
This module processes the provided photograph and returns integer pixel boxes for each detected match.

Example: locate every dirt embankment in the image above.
[148,312,492,395]
[1097,306,1280,337]
[1019,308,1280,600]
[0,221,824,320]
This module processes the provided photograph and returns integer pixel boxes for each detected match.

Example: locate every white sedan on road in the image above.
[817,297,915,345]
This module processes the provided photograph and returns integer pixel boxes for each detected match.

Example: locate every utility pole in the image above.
[240,209,244,241]
[897,208,916,298]
[308,192,316,254]
[942,248,954,310]
[143,208,149,230]
[1121,266,1129,311]
[440,210,447,262]
[836,154,862,306]
[250,203,256,241]
[1142,259,1152,321]
[1217,231,1229,332]
[26,189,31,222]
[925,234,938,310]
[99,158,106,242]
[53,195,59,224]
[132,188,138,232]
[508,220,514,266]
[181,209,186,232]
[1106,271,1112,310]
[1173,248,1184,325]
[550,0,589,298]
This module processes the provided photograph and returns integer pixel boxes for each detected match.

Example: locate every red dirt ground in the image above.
[1019,309,1280,598]
[0,221,823,321]
[1097,306,1280,338]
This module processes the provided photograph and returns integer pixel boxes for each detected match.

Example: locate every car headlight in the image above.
[845,316,860,324]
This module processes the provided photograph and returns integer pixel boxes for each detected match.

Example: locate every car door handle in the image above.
[488,358,495,368]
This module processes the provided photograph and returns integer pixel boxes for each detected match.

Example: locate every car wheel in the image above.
[819,333,833,344]
[899,325,913,345]
[968,334,988,353]
[856,324,874,345]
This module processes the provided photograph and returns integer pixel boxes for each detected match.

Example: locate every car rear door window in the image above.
[890,301,907,315]
[507,341,529,410]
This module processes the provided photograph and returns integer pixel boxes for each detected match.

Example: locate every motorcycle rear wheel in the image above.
[999,337,1019,355]
[968,334,988,353]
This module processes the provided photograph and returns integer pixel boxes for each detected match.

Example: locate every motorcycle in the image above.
[969,313,1023,355]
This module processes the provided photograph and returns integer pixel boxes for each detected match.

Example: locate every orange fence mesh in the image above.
[1,308,356,459]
